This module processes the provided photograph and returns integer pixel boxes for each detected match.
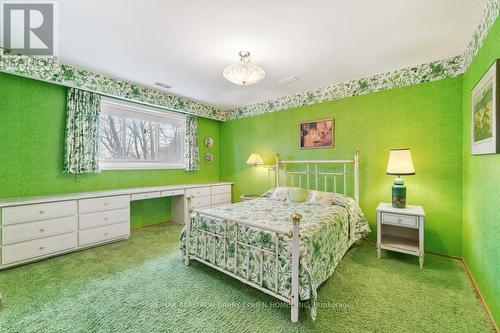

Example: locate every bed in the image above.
[180,152,370,322]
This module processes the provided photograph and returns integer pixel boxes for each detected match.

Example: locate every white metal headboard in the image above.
[274,151,360,204]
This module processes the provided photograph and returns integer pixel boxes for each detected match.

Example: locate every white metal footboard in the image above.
[184,152,361,323]
[184,196,303,323]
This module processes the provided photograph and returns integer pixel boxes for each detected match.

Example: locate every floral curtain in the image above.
[63,88,101,174]
[185,114,200,171]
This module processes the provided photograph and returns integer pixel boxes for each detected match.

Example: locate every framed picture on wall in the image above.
[471,59,499,155]
[299,119,334,149]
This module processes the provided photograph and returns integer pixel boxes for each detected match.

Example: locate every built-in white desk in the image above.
[0,182,232,269]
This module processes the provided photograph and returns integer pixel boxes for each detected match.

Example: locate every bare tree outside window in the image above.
[159,123,183,162]
[98,104,185,169]
[99,114,124,160]
[125,118,156,161]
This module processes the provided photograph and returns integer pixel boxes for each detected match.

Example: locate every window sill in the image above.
[100,162,185,170]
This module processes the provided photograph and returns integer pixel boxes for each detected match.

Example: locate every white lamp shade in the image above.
[223,63,265,86]
[386,149,415,175]
[246,153,264,166]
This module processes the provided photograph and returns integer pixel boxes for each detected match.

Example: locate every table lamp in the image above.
[386,148,415,208]
[247,153,264,167]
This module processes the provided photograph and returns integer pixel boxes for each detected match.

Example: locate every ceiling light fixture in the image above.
[223,51,265,86]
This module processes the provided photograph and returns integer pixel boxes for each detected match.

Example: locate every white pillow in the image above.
[263,187,292,201]
[306,190,334,205]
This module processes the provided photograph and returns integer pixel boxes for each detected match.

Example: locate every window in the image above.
[99,99,186,169]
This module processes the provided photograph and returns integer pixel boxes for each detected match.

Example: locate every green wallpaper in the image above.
[0,72,220,228]
[462,17,500,325]
[220,77,464,256]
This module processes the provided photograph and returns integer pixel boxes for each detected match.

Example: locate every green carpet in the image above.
[0,223,494,332]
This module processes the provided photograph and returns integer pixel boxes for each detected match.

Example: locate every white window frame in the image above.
[99,98,186,170]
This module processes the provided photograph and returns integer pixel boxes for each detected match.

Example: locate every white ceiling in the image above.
[58,0,487,109]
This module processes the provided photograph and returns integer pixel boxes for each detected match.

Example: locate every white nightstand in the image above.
[376,203,425,268]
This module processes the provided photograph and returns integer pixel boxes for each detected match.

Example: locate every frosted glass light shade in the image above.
[223,63,265,86]
[386,149,415,175]
[223,51,265,86]
[247,153,264,166]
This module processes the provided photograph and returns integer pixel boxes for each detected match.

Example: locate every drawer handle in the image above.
[39,210,44,214]
[39,246,45,250]
[104,217,108,221]
[398,218,402,223]
[104,232,109,236]
[39,228,45,232]
[104,202,108,206]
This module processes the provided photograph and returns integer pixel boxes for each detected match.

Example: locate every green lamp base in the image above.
[392,177,407,208]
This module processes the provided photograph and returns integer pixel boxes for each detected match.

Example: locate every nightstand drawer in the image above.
[381,213,418,228]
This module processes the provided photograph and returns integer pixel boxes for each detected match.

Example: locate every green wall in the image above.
[462,17,500,325]
[220,77,464,256]
[1,17,498,325]
[0,73,220,228]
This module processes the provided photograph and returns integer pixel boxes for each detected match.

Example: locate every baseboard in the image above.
[363,238,498,331]
[461,259,499,333]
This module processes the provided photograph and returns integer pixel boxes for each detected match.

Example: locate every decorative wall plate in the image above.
[204,136,214,148]
[204,153,214,163]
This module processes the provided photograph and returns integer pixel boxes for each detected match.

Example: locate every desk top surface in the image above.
[0,182,233,207]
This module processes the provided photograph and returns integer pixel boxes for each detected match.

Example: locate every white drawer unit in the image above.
[185,187,211,198]
[79,222,130,247]
[2,232,77,265]
[2,200,77,225]
[211,185,231,195]
[0,182,232,269]
[79,195,130,214]
[2,216,77,245]
[190,196,211,209]
[79,208,130,230]
[377,203,425,269]
[211,193,231,206]
[381,213,418,228]
[131,191,161,201]
[160,189,185,197]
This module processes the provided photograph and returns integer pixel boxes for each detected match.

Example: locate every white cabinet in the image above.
[176,184,233,224]
[211,185,231,196]
[2,216,77,244]
[78,195,130,246]
[130,192,161,201]
[211,193,231,207]
[0,195,130,269]
[0,182,232,269]
[79,195,129,213]
[2,200,77,225]
[185,187,211,198]
[2,230,77,265]
[79,222,130,247]
[79,208,129,230]
[376,203,425,268]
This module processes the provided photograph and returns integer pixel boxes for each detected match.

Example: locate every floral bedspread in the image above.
[180,192,370,319]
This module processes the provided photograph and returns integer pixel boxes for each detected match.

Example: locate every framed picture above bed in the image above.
[471,59,499,155]
[299,118,334,149]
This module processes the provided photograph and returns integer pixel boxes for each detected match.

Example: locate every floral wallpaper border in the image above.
[462,0,500,70]
[0,50,230,121]
[0,0,498,121]
[229,55,464,120]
